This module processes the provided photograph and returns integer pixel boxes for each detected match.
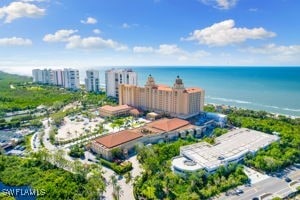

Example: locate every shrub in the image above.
[99,158,132,174]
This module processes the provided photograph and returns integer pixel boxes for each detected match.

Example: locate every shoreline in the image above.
[205,103,300,119]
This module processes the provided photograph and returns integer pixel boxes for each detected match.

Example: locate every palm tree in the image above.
[114,185,123,200]
[110,174,117,190]
[110,123,117,132]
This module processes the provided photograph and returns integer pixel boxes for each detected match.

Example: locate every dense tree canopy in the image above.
[134,139,248,200]
[227,109,300,172]
[0,154,105,200]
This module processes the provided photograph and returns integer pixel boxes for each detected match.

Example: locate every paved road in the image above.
[217,167,300,200]
[102,155,142,200]
[37,118,143,200]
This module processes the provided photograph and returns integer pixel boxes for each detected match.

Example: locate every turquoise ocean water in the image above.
[97,67,300,117]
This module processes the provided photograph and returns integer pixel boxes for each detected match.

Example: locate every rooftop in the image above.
[100,104,132,112]
[150,118,190,132]
[94,130,143,149]
[184,87,203,93]
[172,128,279,172]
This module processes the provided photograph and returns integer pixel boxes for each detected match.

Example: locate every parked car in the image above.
[285,177,292,182]
[235,189,244,195]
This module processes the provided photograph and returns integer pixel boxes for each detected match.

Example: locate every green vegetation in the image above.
[0,151,105,200]
[69,145,85,158]
[50,108,81,126]
[0,193,15,200]
[99,158,133,174]
[0,72,78,115]
[226,109,300,173]
[110,175,123,200]
[81,92,117,108]
[134,140,248,199]
[111,147,123,160]
[212,127,228,136]
[24,134,33,152]
[0,114,43,129]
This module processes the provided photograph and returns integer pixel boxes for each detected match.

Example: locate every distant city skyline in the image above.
[1,0,300,75]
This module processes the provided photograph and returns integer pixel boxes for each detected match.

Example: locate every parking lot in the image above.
[217,166,300,200]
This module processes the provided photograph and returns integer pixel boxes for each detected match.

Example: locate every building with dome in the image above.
[118,75,205,119]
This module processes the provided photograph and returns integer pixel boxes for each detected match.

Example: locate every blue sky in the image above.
[0,0,300,74]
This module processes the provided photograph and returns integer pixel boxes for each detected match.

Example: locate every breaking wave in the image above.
[206,96,300,115]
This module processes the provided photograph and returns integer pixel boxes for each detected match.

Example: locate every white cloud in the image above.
[122,23,130,29]
[93,29,101,34]
[183,19,276,46]
[133,44,183,55]
[242,44,300,63]
[248,8,258,12]
[43,29,78,42]
[201,0,238,9]
[80,17,97,24]
[21,0,49,2]
[244,44,300,56]
[133,44,210,62]
[133,46,154,53]
[156,44,183,55]
[122,23,139,29]
[43,29,127,51]
[0,37,32,46]
[66,36,127,51]
[0,1,45,23]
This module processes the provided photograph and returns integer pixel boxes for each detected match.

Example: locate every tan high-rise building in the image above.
[119,75,205,119]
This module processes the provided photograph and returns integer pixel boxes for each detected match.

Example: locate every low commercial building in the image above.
[172,128,279,175]
[91,130,143,160]
[91,118,203,160]
[136,118,201,143]
[99,105,133,117]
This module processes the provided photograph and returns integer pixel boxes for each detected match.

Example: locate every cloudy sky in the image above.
[0,0,300,74]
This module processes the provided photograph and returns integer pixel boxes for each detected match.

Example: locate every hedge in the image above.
[100,158,132,174]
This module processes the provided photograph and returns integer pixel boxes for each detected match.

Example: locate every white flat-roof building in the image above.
[85,70,100,92]
[32,69,53,84]
[52,69,64,86]
[105,68,137,98]
[63,68,80,90]
[172,128,279,174]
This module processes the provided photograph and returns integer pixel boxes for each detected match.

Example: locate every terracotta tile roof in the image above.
[100,104,132,112]
[129,108,141,116]
[150,118,190,132]
[184,87,202,93]
[94,130,143,148]
[157,87,172,91]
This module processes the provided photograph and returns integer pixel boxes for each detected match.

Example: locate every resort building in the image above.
[105,68,137,98]
[85,70,100,92]
[91,130,143,160]
[63,68,80,90]
[171,128,279,175]
[99,105,133,117]
[91,117,202,160]
[119,75,205,119]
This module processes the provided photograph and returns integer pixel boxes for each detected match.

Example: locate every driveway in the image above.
[101,155,142,200]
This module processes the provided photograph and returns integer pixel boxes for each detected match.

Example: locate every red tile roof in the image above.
[94,130,143,148]
[100,104,132,112]
[184,87,202,93]
[150,118,190,132]
[129,108,141,116]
